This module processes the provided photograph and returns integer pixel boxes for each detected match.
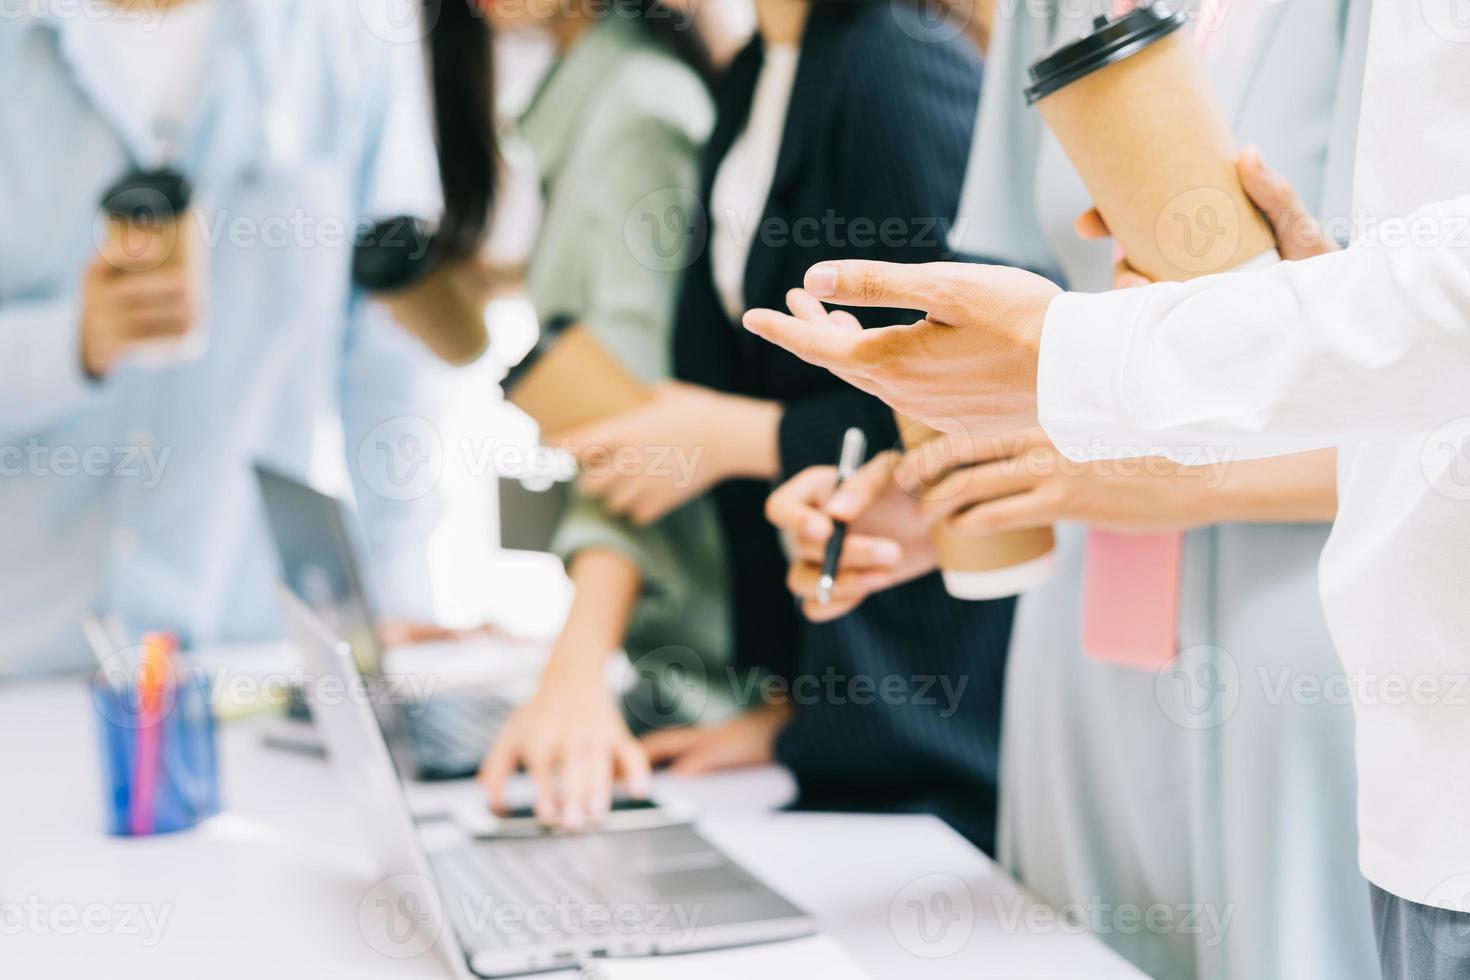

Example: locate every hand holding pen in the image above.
[816,428,869,605]
[764,433,925,623]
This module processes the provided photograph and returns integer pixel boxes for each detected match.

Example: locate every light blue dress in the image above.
[955,2,1377,978]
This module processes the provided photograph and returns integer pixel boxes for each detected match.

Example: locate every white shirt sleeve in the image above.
[1038,193,1470,463]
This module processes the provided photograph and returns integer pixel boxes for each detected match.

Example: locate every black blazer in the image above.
[672,2,1013,852]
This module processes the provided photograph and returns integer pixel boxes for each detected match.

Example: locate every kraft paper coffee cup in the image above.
[100,169,206,368]
[897,415,1057,601]
[353,216,489,366]
[503,318,652,441]
[1025,4,1278,282]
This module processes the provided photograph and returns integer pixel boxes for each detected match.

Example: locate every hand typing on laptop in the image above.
[479,669,652,831]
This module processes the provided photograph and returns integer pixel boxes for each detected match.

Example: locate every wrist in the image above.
[720,394,782,481]
[541,641,615,692]
[1147,464,1228,530]
[1024,291,1060,399]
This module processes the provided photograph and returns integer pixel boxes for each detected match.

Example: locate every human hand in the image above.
[559,380,781,526]
[1075,145,1338,287]
[1234,145,1338,259]
[478,675,650,830]
[895,427,1230,535]
[764,452,938,622]
[80,239,200,377]
[638,703,793,775]
[742,274,1060,438]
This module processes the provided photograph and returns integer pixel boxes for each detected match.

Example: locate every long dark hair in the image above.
[620,0,715,86]
[425,0,498,259]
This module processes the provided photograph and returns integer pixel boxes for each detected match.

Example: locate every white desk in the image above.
[0,679,1144,979]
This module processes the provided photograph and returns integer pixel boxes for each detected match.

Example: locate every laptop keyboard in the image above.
[432,836,627,950]
[405,694,511,778]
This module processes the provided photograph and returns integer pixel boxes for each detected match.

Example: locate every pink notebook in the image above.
[1081,531,1181,670]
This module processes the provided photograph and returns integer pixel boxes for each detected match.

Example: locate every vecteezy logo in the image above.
[1194,0,1233,37]
[1420,874,1470,959]
[1175,207,1225,259]
[1421,417,1470,501]
[90,647,182,730]
[623,187,708,273]
[357,0,434,44]
[1422,0,1470,43]
[624,646,708,729]
[93,185,181,273]
[890,873,974,959]
[1154,645,1240,731]
[357,416,443,502]
[891,0,972,44]
[357,873,443,959]
[1157,187,1242,275]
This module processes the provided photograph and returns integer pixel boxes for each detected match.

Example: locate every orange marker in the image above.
[128,632,175,835]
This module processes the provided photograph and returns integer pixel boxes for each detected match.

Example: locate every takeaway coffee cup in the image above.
[353,216,489,366]
[100,168,206,368]
[898,415,1056,601]
[1025,3,1279,282]
[503,315,652,441]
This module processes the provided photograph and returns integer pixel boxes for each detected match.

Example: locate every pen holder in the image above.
[91,667,220,836]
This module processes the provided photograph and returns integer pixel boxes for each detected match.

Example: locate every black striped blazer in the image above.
[671,0,1013,853]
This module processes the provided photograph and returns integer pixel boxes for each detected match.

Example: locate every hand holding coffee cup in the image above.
[1075,146,1340,282]
[86,169,204,375]
[896,416,1056,600]
[353,216,490,366]
[1026,4,1279,281]
[80,246,200,378]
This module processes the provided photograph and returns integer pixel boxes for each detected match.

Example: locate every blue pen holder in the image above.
[91,666,221,836]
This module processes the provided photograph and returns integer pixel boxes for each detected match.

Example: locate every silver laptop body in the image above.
[279,584,814,977]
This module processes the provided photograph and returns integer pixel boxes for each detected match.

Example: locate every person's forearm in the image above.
[721,394,783,481]
[544,548,643,684]
[1184,448,1338,527]
[1040,195,1470,461]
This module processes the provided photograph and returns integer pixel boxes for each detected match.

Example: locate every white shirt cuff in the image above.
[1036,289,1149,462]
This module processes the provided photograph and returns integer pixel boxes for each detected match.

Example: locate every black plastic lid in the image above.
[99,168,193,221]
[1024,3,1188,105]
[502,313,578,395]
[351,216,440,292]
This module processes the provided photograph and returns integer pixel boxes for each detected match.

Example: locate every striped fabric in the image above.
[672,0,1012,854]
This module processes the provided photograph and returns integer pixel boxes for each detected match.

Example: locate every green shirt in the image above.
[518,17,732,721]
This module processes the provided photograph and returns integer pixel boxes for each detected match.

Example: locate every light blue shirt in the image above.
[0,0,445,675]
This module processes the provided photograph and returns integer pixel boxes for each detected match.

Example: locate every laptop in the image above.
[255,463,530,779]
[497,475,572,554]
[278,585,815,977]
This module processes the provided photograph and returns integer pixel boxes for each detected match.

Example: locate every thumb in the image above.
[1238,146,1334,260]
[802,260,976,321]
[825,451,899,523]
[765,466,838,536]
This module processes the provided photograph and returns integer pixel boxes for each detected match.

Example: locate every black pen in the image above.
[817,427,868,605]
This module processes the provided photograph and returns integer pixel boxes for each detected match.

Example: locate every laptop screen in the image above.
[253,463,386,679]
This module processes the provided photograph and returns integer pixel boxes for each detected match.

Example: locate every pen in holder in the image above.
[91,637,220,836]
